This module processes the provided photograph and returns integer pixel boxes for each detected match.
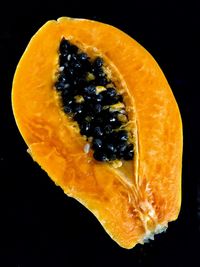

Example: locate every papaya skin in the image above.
[12,17,182,249]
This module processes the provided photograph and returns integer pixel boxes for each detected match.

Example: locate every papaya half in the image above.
[12,17,182,249]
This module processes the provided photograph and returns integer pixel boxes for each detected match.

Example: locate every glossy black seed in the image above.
[60,39,71,53]
[80,121,91,136]
[106,88,117,98]
[84,95,92,102]
[70,53,78,61]
[95,93,103,102]
[93,126,104,137]
[104,124,113,135]
[100,108,110,119]
[92,138,103,150]
[63,106,73,114]
[101,88,119,104]
[94,116,104,126]
[108,113,122,128]
[106,143,117,153]
[71,61,82,69]
[74,104,84,115]
[59,54,68,65]
[62,62,69,68]
[116,130,128,142]
[63,97,73,106]
[93,150,107,162]
[55,81,65,91]
[58,74,67,83]
[109,116,117,123]
[61,89,70,98]
[116,142,127,156]
[70,44,78,53]
[123,144,134,160]
[78,53,88,61]
[94,104,102,113]
[94,57,104,68]
[70,54,82,69]
[95,68,105,77]
[116,94,123,102]
[67,67,75,76]
[75,76,87,87]
[98,77,108,86]
[74,113,84,124]
[83,85,96,95]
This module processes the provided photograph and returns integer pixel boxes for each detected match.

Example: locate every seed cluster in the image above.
[55,38,134,162]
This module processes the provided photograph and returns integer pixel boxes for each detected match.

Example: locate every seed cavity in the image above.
[55,38,134,163]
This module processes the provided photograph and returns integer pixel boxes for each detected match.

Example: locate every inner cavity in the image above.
[55,38,134,163]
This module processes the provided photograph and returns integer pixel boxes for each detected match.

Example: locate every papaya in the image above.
[11,17,182,249]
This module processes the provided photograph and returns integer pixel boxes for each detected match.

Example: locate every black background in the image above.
[0,1,199,267]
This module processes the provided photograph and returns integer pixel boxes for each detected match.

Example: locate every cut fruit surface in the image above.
[12,17,182,249]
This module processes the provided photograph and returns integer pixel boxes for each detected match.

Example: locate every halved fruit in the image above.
[12,17,182,249]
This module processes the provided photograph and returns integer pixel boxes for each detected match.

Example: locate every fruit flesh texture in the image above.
[12,17,182,248]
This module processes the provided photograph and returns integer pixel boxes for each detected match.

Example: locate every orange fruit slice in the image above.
[12,17,182,248]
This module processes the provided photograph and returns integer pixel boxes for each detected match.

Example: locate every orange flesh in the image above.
[12,17,182,248]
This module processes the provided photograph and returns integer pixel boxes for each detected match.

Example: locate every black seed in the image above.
[96,68,106,77]
[93,126,104,137]
[58,74,67,83]
[67,67,75,76]
[95,93,103,102]
[71,61,82,69]
[61,89,70,98]
[101,88,119,104]
[94,116,104,126]
[93,150,107,162]
[94,103,102,113]
[116,142,127,157]
[62,62,69,68]
[75,76,87,87]
[80,121,91,136]
[74,113,84,124]
[116,130,128,142]
[59,54,68,65]
[106,143,117,153]
[92,138,103,150]
[98,77,108,86]
[70,54,82,69]
[78,53,88,61]
[63,98,73,106]
[108,113,122,127]
[94,57,104,68]
[109,117,116,124]
[104,124,113,134]
[123,143,134,160]
[83,85,96,95]
[84,95,92,102]
[74,104,84,115]
[70,53,78,61]
[55,81,65,91]
[116,94,123,102]
[70,44,78,54]
[106,88,117,98]
[63,106,73,114]
[60,39,71,53]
